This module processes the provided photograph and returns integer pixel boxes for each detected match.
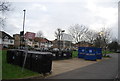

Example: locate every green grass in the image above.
[102,51,114,54]
[2,50,39,79]
[72,51,78,58]
[102,55,111,58]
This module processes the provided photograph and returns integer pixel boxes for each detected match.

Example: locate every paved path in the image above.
[50,58,97,76]
[48,53,118,79]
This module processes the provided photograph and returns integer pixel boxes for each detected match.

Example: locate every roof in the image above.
[25,32,36,39]
[13,34,20,36]
[34,37,49,43]
[0,31,13,39]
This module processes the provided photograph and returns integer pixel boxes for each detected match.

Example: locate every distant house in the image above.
[34,37,53,48]
[52,33,73,49]
[13,34,20,48]
[52,39,58,48]
[0,31,14,49]
[75,41,93,47]
[52,39,73,49]
[24,32,36,47]
[13,31,53,49]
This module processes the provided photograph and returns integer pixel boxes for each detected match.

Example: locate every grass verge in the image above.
[2,50,39,79]
[102,51,114,54]
[72,51,78,58]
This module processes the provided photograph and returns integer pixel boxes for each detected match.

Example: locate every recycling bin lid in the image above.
[28,51,52,55]
[8,49,18,50]
[18,50,26,51]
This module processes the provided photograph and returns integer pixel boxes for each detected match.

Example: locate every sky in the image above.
[1,0,119,41]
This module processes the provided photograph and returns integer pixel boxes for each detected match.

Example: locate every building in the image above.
[13,31,53,49]
[24,32,53,48]
[75,41,93,48]
[13,34,20,48]
[61,33,73,49]
[118,1,120,44]
[25,32,36,47]
[52,33,73,49]
[0,31,14,49]
[34,37,53,48]
[52,39,59,48]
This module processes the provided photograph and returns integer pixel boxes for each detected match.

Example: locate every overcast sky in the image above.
[2,0,119,40]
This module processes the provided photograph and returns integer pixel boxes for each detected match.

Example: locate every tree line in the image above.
[55,24,119,52]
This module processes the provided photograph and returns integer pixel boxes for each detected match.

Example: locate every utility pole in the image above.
[23,10,26,32]
[23,9,26,47]
[22,9,27,72]
[57,29,65,52]
[20,10,26,49]
[58,29,61,51]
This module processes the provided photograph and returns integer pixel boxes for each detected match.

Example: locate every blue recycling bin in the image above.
[84,47,97,61]
[96,48,102,59]
[78,47,86,58]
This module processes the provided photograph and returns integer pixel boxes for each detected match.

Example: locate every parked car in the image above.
[53,48,59,51]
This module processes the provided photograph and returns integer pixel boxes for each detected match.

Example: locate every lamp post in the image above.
[58,29,65,52]
[23,9,26,48]
[22,9,27,72]
[61,30,65,50]
[20,10,26,49]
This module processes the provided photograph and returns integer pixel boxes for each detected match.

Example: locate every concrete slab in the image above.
[46,57,109,78]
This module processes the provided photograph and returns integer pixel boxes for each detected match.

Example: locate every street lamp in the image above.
[22,9,27,72]
[23,9,26,32]
[58,29,65,52]
[20,10,26,49]
[61,30,65,50]
[23,9,26,48]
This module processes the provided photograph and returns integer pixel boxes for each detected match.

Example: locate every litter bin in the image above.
[51,51,63,60]
[62,50,72,59]
[78,47,86,58]
[58,51,63,59]
[17,50,32,69]
[84,47,97,61]
[13,50,23,66]
[62,51,68,59]
[7,49,26,66]
[7,49,17,64]
[51,51,58,60]
[96,48,102,59]
[17,50,25,67]
[31,51,52,74]
[39,52,52,73]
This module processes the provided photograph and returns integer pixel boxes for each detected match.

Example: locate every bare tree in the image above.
[36,30,44,37]
[68,24,88,43]
[99,27,112,48]
[94,27,112,56]
[0,1,11,12]
[36,30,44,48]
[0,1,11,29]
[85,29,98,44]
